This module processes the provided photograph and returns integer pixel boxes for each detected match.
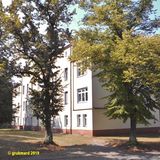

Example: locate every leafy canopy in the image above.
[71,0,160,124]
[0,0,75,124]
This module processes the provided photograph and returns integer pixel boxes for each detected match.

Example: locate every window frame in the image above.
[64,91,68,105]
[77,114,81,127]
[64,115,68,127]
[83,114,87,127]
[77,63,85,77]
[77,87,88,103]
[22,85,25,94]
[26,84,29,95]
[64,68,68,81]
[23,101,26,111]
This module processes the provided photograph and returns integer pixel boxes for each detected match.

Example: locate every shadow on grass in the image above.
[0,135,160,160]
[38,143,160,160]
[102,139,160,151]
[0,137,47,160]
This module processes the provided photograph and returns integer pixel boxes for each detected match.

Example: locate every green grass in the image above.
[0,129,160,145]
[0,129,43,138]
[0,129,160,159]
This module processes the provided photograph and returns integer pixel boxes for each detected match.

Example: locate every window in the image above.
[83,114,87,127]
[16,117,19,125]
[64,68,68,81]
[64,115,68,127]
[26,84,29,95]
[77,114,81,127]
[25,117,28,125]
[77,87,88,103]
[23,101,26,111]
[26,101,28,112]
[64,51,68,57]
[64,91,68,105]
[23,118,25,125]
[22,85,25,94]
[77,63,85,77]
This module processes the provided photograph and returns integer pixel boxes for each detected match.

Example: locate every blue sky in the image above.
[153,0,160,33]
[70,0,160,33]
[2,0,160,33]
[153,0,160,15]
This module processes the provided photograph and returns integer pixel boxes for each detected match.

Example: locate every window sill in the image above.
[77,73,87,78]
[77,101,88,104]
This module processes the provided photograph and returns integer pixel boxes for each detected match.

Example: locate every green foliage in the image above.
[0,0,75,143]
[71,0,160,127]
[0,59,14,125]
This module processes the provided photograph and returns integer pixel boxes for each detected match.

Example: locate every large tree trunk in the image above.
[44,119,53,144]
[129,114,138,145]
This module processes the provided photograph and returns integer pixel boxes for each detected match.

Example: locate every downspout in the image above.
[20,77,23,128]
[70,47,73,134]
[91,71,94,136]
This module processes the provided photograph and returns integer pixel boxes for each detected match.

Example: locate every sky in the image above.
[153,0,160,15]
[70,0,160,32]
[2,0,160,32]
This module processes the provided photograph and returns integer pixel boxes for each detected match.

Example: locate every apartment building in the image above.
[13,45,160,136]
[13,76,40,130]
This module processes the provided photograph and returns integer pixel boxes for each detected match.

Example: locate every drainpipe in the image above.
[70,47,73,134]
[20,77,23,129]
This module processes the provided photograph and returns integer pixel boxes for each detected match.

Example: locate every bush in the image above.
[0,123,12,129]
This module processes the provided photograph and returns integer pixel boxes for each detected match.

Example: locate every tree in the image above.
[71,0,160,145]
[0,58,14,125]
[0,0,75,144]
[0,10,17,126]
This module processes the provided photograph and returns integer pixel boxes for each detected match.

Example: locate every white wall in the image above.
[13,76,39,127]
[72,110,93,130]
[57,46,94,131]
[73,65,93,110]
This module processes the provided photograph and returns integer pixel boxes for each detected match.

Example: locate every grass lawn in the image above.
[0,129,159,159]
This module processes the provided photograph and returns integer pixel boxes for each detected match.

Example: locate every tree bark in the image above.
[44,119,53,145]
[129,114,138,145]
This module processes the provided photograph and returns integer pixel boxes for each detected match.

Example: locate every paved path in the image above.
[1,132,159,160]
[7,144,160,160]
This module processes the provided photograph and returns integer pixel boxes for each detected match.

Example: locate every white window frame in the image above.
[77,63,85,77]
[77,87,88,103]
